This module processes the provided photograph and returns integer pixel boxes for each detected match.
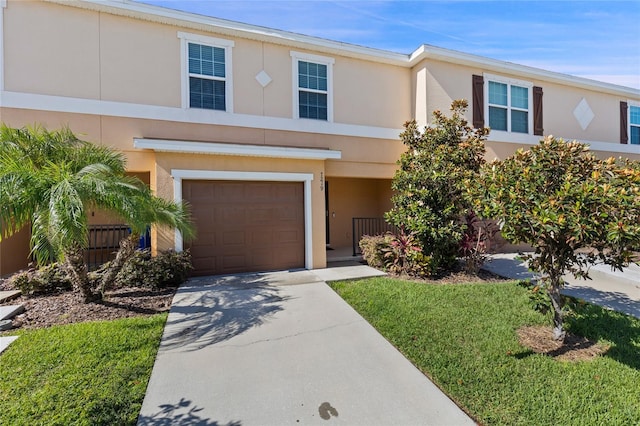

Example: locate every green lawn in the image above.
[331,277,640,425]
[0,314,167,426]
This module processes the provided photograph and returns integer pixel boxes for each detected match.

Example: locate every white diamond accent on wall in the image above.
[255,70,272,87]
[573,98,594,130]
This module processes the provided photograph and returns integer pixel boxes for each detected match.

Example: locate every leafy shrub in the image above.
[382,231,434,277]
[472,136,640,341]
[361,232,435,277]
[112,249,193,289]
[359,234,393,269]
[9,263,72,296]
[385,100,488,272]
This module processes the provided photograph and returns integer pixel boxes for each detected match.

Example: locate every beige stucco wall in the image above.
[4,0,411,129]
[415,59,639,147]
[0,226,30,276]
[326,178,392,249]
[414,59,474,125]
[5,1,100,99]
[99,13,182,107]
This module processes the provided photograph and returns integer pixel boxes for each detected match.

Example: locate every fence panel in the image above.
[86,224,130,270]
[352,218,399,256]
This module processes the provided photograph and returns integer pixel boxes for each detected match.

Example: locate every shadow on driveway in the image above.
[159,274,289,353]
[137,397,241,426]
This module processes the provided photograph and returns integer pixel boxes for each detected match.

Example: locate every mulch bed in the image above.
[0,278,176,331]
[517,325,609,361]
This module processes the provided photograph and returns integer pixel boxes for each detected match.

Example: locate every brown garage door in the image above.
[183,180,305,276]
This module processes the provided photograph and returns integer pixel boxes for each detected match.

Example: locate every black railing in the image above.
[352,217,399,256]
[86,224,131,270]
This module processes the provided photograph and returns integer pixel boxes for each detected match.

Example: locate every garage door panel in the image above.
[276,230,301,243]
[222,230,245,246]
[184,180,305,276]
[247,208,273,222]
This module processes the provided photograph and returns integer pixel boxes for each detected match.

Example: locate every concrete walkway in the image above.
[138,263,474,426]
[483,253,640,319]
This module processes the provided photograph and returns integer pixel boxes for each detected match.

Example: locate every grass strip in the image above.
[331,277,640,425]
[0,314,167,426]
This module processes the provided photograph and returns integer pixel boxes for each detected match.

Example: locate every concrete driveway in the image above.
[138,265,474,425]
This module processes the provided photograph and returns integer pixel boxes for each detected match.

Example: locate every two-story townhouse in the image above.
[0,0,638,277]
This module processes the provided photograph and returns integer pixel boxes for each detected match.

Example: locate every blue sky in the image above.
[140,0,640,89]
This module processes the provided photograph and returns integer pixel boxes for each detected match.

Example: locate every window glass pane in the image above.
[630,106,640,125]
[309,76,319,90]
[189,77,225,111]
[188,43,225,78]
[308,62,318,76]
[631,126,640,145]
[201,45,213,62]
[212,47,225,78]
[511,85,528,109]
[489,81,507,106]
[201,61,214,76]
[511,110,528,133]
[299,90,327,120]
[298,61,327,91]
[489,106,507,131]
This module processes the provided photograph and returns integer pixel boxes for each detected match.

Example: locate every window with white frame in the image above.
[486,75,532,134]
[291,51,334,121]
[630,105,640,145]
[178,32,234,112]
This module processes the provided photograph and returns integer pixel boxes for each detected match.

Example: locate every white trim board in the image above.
[134,139,342,160]
[488,131,640,155]
[0,91,401,140]
[172,170,314,270]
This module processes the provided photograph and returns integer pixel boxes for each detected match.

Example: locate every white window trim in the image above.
[484,73,533,135]
[178,31,234,112]
[629,100,640,145]
[172,169,314,270]
[291,51,334,122]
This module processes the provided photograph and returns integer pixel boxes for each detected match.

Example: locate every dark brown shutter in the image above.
[533,86,544,136]
[620,101,628,144]
[472,75,484,128]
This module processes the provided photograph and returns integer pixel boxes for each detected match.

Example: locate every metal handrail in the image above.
[352,217,398,256]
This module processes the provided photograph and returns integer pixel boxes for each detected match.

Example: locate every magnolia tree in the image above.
[385,100,488,272]
[471,136,640,341]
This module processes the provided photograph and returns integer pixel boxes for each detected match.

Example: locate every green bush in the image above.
[360,232,435,277]
[112,249,193,289]
[9,263,72,295]
[359,234,392,269]
[381,232,434,277]
[385,100,488,273]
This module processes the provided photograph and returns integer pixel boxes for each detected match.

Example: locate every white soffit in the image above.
[134,138,342,160]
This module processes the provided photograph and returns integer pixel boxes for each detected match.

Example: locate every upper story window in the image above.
[291,51,334,121]
[630,105,640,145]
[486,76,532,134]
[178,32,234,112]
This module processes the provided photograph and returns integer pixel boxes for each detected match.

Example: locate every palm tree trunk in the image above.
[64,246,98,303]
[97,233,139,297]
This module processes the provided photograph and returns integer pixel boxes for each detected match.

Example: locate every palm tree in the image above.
[0,124,194,302]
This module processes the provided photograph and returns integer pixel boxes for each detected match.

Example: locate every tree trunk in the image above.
[65,246,98,303]
[548,279,566,342]
[97,233,139,297]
